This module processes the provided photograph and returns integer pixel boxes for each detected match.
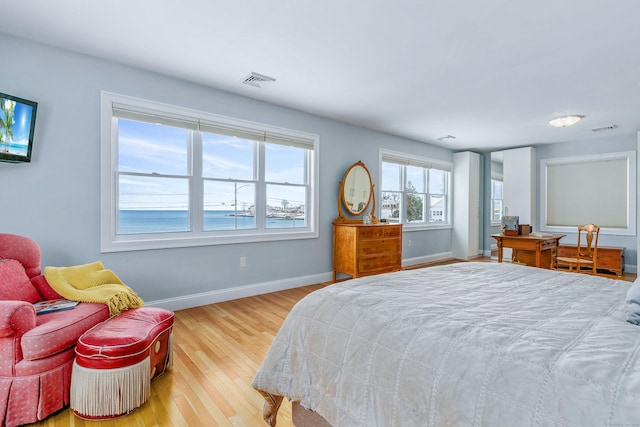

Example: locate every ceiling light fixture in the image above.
[548,115,583,128]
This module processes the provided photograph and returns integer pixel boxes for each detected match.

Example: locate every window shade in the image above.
[545,157,628,228]
[113,105,199,131]
[381,153,451,171]
[198,121,265,142]
[265,132,314,150]
[113,104,315,149]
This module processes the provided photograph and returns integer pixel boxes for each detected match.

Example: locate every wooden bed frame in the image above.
[291,402,332,427]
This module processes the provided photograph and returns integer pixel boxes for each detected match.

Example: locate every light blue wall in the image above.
[0,34,453,307]
[482,134,638,271]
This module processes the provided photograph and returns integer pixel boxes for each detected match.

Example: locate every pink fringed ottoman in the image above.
[70,307,174,419]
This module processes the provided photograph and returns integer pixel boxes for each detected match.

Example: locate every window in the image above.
[380,150,451,227]
[100,92,318,252]
[540,151,636,236]
[490,178,503,223]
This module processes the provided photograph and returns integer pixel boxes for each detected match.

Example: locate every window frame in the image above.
[379,149,452,230]
[100,91,319,252]
[539,151,636,236]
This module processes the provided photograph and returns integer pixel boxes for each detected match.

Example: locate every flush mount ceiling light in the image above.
[241,72,276,88]
[548,115,583,127]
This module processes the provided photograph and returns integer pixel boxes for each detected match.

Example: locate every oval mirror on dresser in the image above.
[343,162,372,216]
[335,161,376,223]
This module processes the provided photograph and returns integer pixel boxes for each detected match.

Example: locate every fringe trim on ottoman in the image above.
[70,357,150,418]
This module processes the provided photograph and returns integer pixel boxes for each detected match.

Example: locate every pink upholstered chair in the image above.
[0,233,110,427]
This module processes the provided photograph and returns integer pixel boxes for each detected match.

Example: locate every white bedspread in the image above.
[252,263,640,427]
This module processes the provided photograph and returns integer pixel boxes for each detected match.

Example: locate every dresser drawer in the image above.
[358,238,401,256]
[358,225,402,240]
[382,226,402,238]
[359,253,402,273]
[358,227,386,239]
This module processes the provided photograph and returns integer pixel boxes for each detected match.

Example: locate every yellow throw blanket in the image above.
[44,261,144,316]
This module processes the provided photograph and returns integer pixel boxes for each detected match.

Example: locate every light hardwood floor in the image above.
[32,282,327,427]
[30,258,635,427]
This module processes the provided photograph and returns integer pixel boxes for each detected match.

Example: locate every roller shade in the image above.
[265,132,314,150]
[114,103,314,150]
[545,157,628,228]
[381,153,452,172]
[113,105,199,131]
[198,121,265,142]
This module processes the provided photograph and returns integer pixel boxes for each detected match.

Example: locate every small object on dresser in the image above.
[519,224,531,236]
[33,298,79,314]
[502,216,519,236]
[363,214,372,225]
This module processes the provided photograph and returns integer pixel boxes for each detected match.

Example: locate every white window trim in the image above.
[539,151,636,236]
[100,91,319,252]
[378,148,452,231]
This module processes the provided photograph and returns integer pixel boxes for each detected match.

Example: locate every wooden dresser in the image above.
[333,223,402,281]
[556,244,625,277]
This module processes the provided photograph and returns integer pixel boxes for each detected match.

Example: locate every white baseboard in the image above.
[146,252,635,312]
[147,252,456,311]
[145,271,333,312]
[402,252,454,268]
[484,244,498,257]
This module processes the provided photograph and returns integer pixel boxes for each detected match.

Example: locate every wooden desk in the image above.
[491,234,565,269]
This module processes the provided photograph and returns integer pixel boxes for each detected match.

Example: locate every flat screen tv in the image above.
[0,92,38,163]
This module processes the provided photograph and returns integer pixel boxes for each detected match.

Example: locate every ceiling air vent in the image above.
[592,124,618,133]
[436,135,456,142]
[241,72,276,88]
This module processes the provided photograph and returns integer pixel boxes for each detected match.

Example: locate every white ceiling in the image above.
[2,0,640,152]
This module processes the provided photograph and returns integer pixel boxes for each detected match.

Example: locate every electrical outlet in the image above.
[240,256,247,268]
[408,240,412,247]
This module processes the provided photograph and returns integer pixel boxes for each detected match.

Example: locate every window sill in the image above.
[403,223,452,232]
[101,229,319,253]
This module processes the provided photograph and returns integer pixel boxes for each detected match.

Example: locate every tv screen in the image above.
[0,92,38,163]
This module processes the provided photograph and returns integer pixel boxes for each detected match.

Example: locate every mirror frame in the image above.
[334,161,377,224]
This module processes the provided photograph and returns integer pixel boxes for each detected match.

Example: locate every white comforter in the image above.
[252,263,640,427]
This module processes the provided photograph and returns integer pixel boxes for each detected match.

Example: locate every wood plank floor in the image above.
[30,258,635,427]
[32,282,327,427]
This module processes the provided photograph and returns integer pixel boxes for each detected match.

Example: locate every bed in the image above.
[252,262,640,427]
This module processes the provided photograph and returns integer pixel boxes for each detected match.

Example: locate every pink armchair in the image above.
[0,234,109,427]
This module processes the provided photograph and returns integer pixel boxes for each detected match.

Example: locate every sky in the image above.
[117,119,308,211]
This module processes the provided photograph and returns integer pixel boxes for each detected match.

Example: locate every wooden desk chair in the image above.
[554,224,600,274]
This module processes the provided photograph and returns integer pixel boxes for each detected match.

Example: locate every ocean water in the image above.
[118,210,305,234]
[0,142,29,156]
